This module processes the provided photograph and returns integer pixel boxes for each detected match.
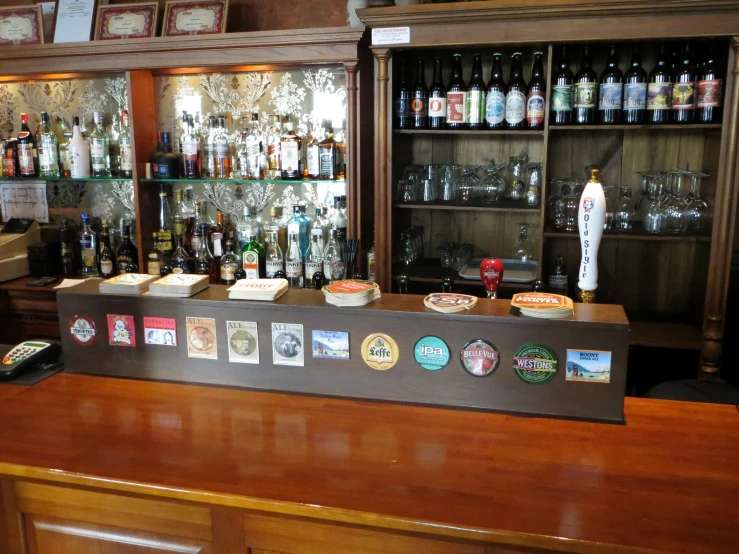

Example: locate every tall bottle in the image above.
[157,184,174,257]
[244,113,262,179]
[194,222,216,283]
[58,120,73,178]
[505,52,527,129]
[395,59,411,129]
[147,232,163,276]
[697,40,723,123]
[212,116,229,179]
[80,214,99,277]
[90,111,111,177]
[466,54,486,129]
[672,42,696,123]
[428,57,447,129]
[318,121,339,180]
[485,53,506,129]
[305,122,321,178]
[17,113,38,177]
[329,195,348,245]
[202,115,216,178]
[172,189,188,243]
[265,230,284,278]
[527,51,546,130]
[209,212,226,269]
[446,53,467,129]
[241,231,265,279]
[286,205,310,257]
[189,201,206,255]
[410,58,428,129]
[119,110,133,178]
[304,234,323,286]
[599,44,623,124]
[60,218,76,276]
[264,205,287,255]
[182,114,200,178]
[322,228,343,283]
[311,207,325,253]
[285,233,304,288]
[38,111,60,178]
[219,240,239,285]
[69,116,91,179]
[623,46,647,124]
[574,46,598,124]
[100,222,116,278]
[551,46,574,125]
[267,114,282,179]
[648,44,672,124]
[116,224,138,273]
[280,121,303,180]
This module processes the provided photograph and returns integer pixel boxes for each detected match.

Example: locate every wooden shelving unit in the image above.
[395,203,539,213]
[550,124,723,131]
[544,228,712,242]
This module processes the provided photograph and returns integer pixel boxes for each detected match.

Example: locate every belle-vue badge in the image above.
[513,344,558,384]
[460,339,499,377]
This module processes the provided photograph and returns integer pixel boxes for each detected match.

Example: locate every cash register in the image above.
[0,218,39,282]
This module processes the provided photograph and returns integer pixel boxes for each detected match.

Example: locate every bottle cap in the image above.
[40,111,49,122]
[162,132,171,142]
[73,116,80,126]
[270,206,278,217]
[81,213,89,220]
[285,122,294,131]
[94,111,102,123]
[293,205,301,214]
[20,113,28,123]
[252,113,259,121]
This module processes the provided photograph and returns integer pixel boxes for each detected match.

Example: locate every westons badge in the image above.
[513,344,558,384]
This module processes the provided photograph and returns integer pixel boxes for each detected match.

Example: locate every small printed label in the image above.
[566,349,612,383]
[505,90,526,124]
[186,317,217,360]
[428,95,447,118]
[526,91,545,125]
[697,79,722,108]
[143,317,177,346]
[307,147,320,175]
[227,320,259,364]
[361,333,399,371]
[466,90,485,125]
[599,82,622,110]
[18,144,34,175]
[266,260,282,278]
[410,94,427,117]
[281,142,299,172]
[305,261,322,282]
[91,143,105,159]
[647,82,672,110]
[623,82,647,110]
[286,260,302,278]
[460,339,499,377]
[108,314,136,347]
[485,90,505,125]
[574,82,597,108]
[220,264,236,281]
[243,251,259,279]
[272,323,304,366]
[394,97,409,118]
[312,330,350,360]
[69,315,97,346]
[672,82,696,109]
[513,344,558,384]
[101,259,114,275]
[551,84,573,112]
[371,26,410,46]
[446,91,467,123]
[183,141,198,155]
[414,336,450,371]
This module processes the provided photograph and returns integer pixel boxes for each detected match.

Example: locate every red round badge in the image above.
[69,315,97,346]
[460,339,499,377]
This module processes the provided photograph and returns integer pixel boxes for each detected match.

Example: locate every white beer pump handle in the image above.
[577,168,606,303]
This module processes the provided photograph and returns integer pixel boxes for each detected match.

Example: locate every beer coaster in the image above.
[510,292,573,318]
[424,293,478,314]
[460,339,499,377]
[361,333,399,370]
[513,344,558,384]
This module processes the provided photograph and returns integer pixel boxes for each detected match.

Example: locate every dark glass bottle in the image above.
[505,53,527,129]
[485,53,506,129]
[648,44,672,124]
[697,40,723,123]
[153,132,180,178]
[395,59,411,129]
[526,51,546,130]
[17,113,38,177]
[623,46,647,124]
[410,58,428,129]
[672,42,696,123]
[195,223,216,283]
[574,45,598,124]
[467,54,486,129]
[446,53,467,129]
[551,46,574,125]
[60,218,76,276]
[99,222,116,278]
[599,44,623,124]
[170,235,192,274]
[428,57,447,129]
[115,224,138,273]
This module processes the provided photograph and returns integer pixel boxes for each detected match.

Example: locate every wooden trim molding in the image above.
[345,62,359,240]
[373,48,391,292]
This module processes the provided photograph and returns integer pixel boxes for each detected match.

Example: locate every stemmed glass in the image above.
[525,163,543,207]
[685,171,710,234]
[662,169,691,235]
[614,186,635,231]
[645,174,667,234]
[507,154,528,201]
[602,185,614,230]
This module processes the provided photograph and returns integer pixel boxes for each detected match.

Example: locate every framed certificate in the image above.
[95,2,158,41]
[162,0,228,37]
[0,5,44,46]
[54,0,97,43]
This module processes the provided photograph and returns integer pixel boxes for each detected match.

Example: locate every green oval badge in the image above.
[513,344,558,384]
[414,336,450,370]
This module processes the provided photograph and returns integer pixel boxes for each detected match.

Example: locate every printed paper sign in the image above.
[107,314,136,347]
[566,349,611,383]
[312,331,350,360]
[186,317,217,359]
[371,26,410,45]
[143,317,177,346]
[272,323,304,366]
[227,321,259,364]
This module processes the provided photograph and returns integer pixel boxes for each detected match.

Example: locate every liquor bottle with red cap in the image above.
[17,113,39,177]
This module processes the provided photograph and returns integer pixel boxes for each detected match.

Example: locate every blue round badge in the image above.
[413,336,450,371]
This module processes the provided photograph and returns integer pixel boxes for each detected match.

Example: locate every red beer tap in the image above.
[479,258,504,299]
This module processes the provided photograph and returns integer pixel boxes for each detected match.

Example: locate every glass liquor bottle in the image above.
[265,230,284,278]
[147,232,164,276]
[264,206,287,255]
[214,116,231,179]
[157,183,174,257]
[189,202,207,256]
[100,222,116,278]
[38,111,59,178]
[322,228,344,284]
[154,132,180,179]
[329,196,347,245]
[209,212,226,267]
[182,115,200,179]
[367,241,376,282]
[17,113,39,177]
[280,121,303,180]
[80,214,99,277]
[170,235,192,274]
[245,113,262,179]
[58,119,73,178]
[623,46,647,124]
[220,240,239,285]
[446,54,467,129]
[286,205,310,257]
[119,110,133,178]
[90,111,111,177]
[599,45,623,124]
[335,128,346,180]
[552,46,574,125]
[236,124,249,179]
[172,189,188,242]
[304,234,323,286]
[697,40,722,123]
[311,207,325,253]
[574,45,597,124]
[241,232,265,279]
[202,115,216,178]
[267,114,282,179]
[194,222,216,283]
[485,53,506,129]
[395,59,411,129]
[60,218,76,276]
[672,42,696,123]
[527,52,546,130]
[116,224,138,273]
[318,121,338,180]
[547,255,569,297]
[505,52,527,129]
[429,57,447,129]
[305,123,321,179]
[410,58,428,129]
[285,232,304,288]
[467,54,486,130]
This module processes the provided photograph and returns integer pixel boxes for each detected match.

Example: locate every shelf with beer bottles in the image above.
[139,179,346,185]
[360,1,739,373]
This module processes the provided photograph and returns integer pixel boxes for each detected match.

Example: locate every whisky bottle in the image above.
[285,232,304,288]
[242,232,265,279]
[80,214,99,277]
[219,240,239,284]
[265,230,284,278]
[170,235,192,274]
[119,110,133,178]
[153,132,180,179]
[38,111,60,178]
[147,232,164,276]
[158,184,174,257]
[280,121,302,180]
[214,116,231,179]
[116,224,138,273]
[172,189,188,242]
[304,234,322,286]
[182,114,200,179]
[245,113,262,179]
[17,113,39,177]
[318,121,338,180]
[267,114,282,179]
[100,222,116,278]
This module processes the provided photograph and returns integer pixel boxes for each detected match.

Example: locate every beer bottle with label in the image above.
[17,113,38,177]
[574,45,597,124]
[446,53,467,129]
[672,42,696,123]
[410,58,428,129]
[466,54,486,130]
[485,53,506,129]
[623,46,647,124]
[697,40,723,123]
[551,46,574,125]
[526,51,546,130]
[648,44,672,124]
[428,57,447,129]
[599,44,623,124]
[318,120,338,180]
[505,52,527,129]
[394,59,411,129]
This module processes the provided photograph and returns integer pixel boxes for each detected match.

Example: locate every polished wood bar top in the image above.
[0,373,737,554]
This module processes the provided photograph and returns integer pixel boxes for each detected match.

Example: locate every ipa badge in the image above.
[460,339,499,377]
[513,344,558,384]
[69,315,97,346]
[361,333,399,370]
[413,336,450,371]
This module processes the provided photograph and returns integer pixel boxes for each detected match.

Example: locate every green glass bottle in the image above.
[241,232,265,279]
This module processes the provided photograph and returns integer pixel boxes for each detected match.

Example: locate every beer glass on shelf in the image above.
[645,173,668,234]
[547,179,566,229]
[662,169,690,234]
[603,185,614,230]
[422,164,441,203]
[614,186,635,231]
[563,180,581,232]
[507,154,528,201]
[525,163,543,207]
[513,223,532,261]
[441,164,462,203]
[480,164,506,204]
[457,167,480,204]
[685,171,710,234]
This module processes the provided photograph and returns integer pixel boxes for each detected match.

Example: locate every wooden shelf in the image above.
[394,129,544,136]
[394,259,533,290]
[550,124,722,131]
[394,202,539,213]
[544,228,712,242]
[140,178,345,185]
[629,321,703,350]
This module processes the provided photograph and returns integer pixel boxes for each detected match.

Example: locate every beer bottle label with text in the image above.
[120,144,133,171]
[221,265,236,281]
[697,79,722,108]
[623,83,647,110]
[281,143,299,171]
[305,261,321,282]
[526,91,545,125]
[266,260,282,278]
[18,145,35,175]
[485,90,506,125]
[466,91,485,125]
[505,90,526,125]
[428,95,447,118]
[551,85,573,112]
[394,98,409,118]
[671,83,696,109]
[599,83,622,110]
[411,94,427,117]
[446,92,467,123]
[243,251,259,279]
[574,82,597,108]
[286,261,302,278]
[647,83,672,110]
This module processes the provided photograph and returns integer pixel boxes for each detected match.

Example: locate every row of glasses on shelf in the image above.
[399,226,425,266]
[396,155,544,206]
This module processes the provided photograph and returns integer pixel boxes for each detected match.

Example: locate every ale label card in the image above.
[227,321,259,364]
[186,317,217,359]
[271,323,304,366]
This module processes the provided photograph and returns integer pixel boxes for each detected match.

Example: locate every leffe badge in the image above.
[361,333,399,370]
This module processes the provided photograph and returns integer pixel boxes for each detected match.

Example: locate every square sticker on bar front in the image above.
[186,317,217,360]
[312,330,350,360]
[272,323,304,366]
[227,321,259,364]
[107,314,136,347]
[566,350,611,383]
[143,317,178,346]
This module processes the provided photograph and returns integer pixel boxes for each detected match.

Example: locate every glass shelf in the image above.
[0,177,133,182]
[139,178,346,185]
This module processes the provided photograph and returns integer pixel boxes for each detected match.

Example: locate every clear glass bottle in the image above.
[147,232,164,275]
[322,228,344,284]
[58,119,73,178]
[189,201,206,256]
[287,205,311,258]
[245,113,262,179]
[100,222,116,278]
[80,213,99,277]
[305,124,321,180]
[280,121,302,180]
[285,232,304,288]
[195,222,216,282]
[264,206,287,255]
[236,124,249,179]
[170,235,192,274]
[265,115,281,179]
[265,230,284,278]
[158,183,174,257]
[172,189,188,242]
[38,111,60,178]
[329,196,347,245]
[304,234,323,286]
[202,115,216,178]
[90,111,111,177]
[220,240,239,285]
[311,207,325,254]
[214,116,231,179]
[182,114,201,179]
[119,110,133,178]
[513,223,531,261]
[108,113,121,177]
[614,186,635,231]
[367,242,376,282]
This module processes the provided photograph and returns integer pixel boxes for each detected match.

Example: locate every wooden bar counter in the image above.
[0,373,737,554]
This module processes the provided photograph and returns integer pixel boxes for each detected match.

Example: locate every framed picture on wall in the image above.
[0,5,44,46]
[94,2,159,41]
[54,0,97,43]
[162,0,228,37]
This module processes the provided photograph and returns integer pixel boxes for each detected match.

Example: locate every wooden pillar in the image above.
[345,62,359,239]
[701,39,739,375]
[373,48,391,292]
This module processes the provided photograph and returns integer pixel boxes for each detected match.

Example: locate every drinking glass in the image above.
[422,165,441,202]
[525,163,543,207]
[507,154,528,201]
[645,174,667,234]
[614,186,635,231]
[441,164,462,203]
[564,180,580,232]
[685,171,710,234]
[457,168,480,204]
[396,179,417,203]
[662,169,690,234]
[480,165,505,204]
[513,223,532,261]
[602,185,614,230]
